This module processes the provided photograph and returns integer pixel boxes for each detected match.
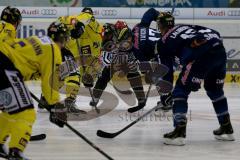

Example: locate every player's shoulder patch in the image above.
[81,45,91,55]
[39,36,53,45]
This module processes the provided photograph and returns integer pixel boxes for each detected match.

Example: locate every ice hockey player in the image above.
[57,7,103,110]
[89,21,146,113]
[0,6,22,39]
[0,22,69,159]
[58,7,102,61]
[38,22,86,114]
[132,8,173,111]
[156,12,235,145]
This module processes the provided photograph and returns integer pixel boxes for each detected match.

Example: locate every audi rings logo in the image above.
[228,10,240,16]
[41,9,57,16]
[101,9,117,16]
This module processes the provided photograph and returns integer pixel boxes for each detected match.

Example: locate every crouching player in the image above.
[156,12,234,145]
[90,21,146,113]
[38,22,85,114]
[54,7,103,112]
[0,22,69,159]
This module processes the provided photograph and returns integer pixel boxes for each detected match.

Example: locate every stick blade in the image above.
[30,134,46,141]
[127,105,144,113]
[96,130,117,138]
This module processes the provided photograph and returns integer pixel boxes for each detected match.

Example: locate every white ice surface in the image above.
[13,83,240,160]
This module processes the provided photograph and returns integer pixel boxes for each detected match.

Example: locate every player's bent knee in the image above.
[9,108,36,151]
[172,85,191,100]
[206,90,224,102]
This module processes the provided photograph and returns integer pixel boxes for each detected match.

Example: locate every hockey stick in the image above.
[30,92,114,160]
[171,1,175,14]
[30,134,46,141]
[110,82,133,95]
[76,40,100,113]
[97,103,160,138]
[222,36,240,39]
[88,87,100,113]
[127,84,152,113]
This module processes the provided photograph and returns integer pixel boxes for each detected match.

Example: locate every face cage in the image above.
[102,40,132,52]
[58,33,70,46]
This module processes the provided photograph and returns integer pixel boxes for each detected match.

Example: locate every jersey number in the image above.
[180,29,196,39]
[180,28,213,39]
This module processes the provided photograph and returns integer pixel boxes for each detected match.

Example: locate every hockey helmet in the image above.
[1,6,22,28]
[114,21,132,42]
[47,21,70,44]
[81,7,93,15]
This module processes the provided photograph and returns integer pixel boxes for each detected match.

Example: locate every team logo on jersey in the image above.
[0,90,12,106]
[19,138,28,147]
[81,45,91,55]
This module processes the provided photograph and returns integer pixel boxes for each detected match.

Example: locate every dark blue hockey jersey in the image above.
[157,24,223,83]
[132,8,161,62]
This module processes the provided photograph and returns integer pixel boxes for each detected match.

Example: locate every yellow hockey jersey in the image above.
[0,36,62,105]
[0,20,17,40]
[59,12,103,80]
[59,12,103,58]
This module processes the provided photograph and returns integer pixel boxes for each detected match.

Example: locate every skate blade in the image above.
[164,137,186,146]
[215,134,235,141]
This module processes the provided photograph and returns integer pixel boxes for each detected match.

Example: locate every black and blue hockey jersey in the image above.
[157,24,223,83]
[132,8,161,62]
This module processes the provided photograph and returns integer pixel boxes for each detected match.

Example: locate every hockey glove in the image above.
[71,21,85,39]
[82,73,94,88]
[49,103,67,128]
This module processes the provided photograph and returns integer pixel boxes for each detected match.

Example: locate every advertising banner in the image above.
[226,60,240,72]
[0,7,68,18]
[0,0,81,7]
[69,7,131,19]
[82,0,229,8]
[194,8,240,19]
[131,8,194,19]
[1,7,240,20]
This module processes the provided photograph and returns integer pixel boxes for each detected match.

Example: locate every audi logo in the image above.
[101,10,117,16]
[41,9,57,16]
[163,9,180,16]
[228,10,240,16]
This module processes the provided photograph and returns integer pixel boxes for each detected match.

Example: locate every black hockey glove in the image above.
[71,21,85,39]
[49,103,67,128]
[82,73,94,88]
